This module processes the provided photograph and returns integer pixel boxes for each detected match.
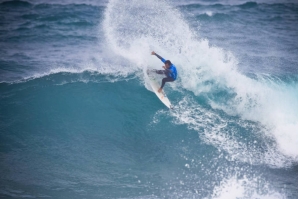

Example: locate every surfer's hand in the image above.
[158,88,162,93]
[151,51,156,55]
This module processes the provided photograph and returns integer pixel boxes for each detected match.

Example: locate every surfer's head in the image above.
[165,60,172,68]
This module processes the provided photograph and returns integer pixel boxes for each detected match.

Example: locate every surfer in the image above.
[151,51,177,93]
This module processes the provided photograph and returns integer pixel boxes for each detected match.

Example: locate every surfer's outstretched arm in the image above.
[151,51,166,63]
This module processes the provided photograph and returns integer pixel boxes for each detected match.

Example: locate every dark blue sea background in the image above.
[0,0,298,198]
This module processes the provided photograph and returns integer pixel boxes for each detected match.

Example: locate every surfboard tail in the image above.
[146,67,173,109]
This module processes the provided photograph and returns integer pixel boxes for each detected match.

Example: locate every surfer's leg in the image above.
[160,77,174,89]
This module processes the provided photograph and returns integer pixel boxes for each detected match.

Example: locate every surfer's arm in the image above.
[156,69,171,76]
[151,51,166,63]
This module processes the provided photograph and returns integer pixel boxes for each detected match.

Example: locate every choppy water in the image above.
[0,0,298,198]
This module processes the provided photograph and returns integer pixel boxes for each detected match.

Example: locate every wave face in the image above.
[0,0,298,198]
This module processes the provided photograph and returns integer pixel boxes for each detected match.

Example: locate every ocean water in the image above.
[0,0,298,198]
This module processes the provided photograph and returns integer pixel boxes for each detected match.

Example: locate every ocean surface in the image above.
[0,0,298,198]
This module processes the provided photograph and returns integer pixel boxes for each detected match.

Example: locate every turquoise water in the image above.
[0,0,298,198]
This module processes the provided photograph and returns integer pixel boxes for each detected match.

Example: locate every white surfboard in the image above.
[145,69,173,109]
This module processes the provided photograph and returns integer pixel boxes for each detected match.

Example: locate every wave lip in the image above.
[0,0,32,7]
[238,1,258,9]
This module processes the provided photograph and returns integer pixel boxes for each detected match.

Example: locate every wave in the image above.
[238,1,258,9]
[167,97,293,167]
[177,1,298,12]
[2,0,297,165]
[0,0,107,7]
[0,61,137,85]
[103,0,298,166]
[0,0,32,7]
[1,0,297,197]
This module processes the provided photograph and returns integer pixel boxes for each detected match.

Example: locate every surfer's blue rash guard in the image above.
[155,53,177,80]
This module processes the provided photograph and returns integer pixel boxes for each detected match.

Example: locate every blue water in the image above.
[1,0,298,198]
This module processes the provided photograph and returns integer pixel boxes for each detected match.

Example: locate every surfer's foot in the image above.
[158,88,162,93]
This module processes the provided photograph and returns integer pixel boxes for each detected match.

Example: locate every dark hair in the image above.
[165,60,172,65]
